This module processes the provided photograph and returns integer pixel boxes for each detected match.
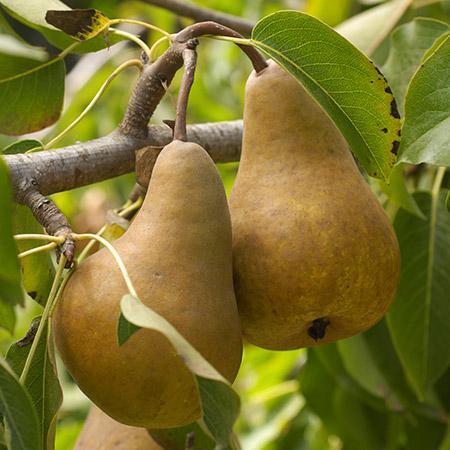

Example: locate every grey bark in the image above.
[5,121,243,200]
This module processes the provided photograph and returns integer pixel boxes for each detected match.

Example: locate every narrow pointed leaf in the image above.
[382,18,449,114]
[0,302,15,334]
[6,322,63,450]
[336,0,409,55]
[12,205,55,306]
[251,11,401,181]
[380,164,425,219]
[2,140,43,155]
[399,34,450,166]
[0,356,42,450]
[388,191,450,398]
[0,158,21,331]
[337,334,403,410]
[120,294,240,450]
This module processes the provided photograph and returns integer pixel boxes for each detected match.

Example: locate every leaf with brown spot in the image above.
[45,8,110,41]
[251,11,401,181]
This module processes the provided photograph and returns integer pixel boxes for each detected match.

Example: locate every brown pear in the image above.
[74,405,163,450]
[229,60,400,350]
[54,140,242,428]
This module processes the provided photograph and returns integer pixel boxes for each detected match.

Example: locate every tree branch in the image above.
[175,22,267,73]
[15,179,74,265]
[119,42,186,137]
[143,0,254,36]
[5,121,243,199]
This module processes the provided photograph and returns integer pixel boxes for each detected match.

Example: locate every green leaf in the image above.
[332,387,390,450]
[0,58,65,135]
[116,312,140,345]
[362,320,438,416]
[435,368,450,415]
[150,422,215,450]
[404,415,447,450]
[0,1,123,53]
[0,0,70,30]
[0,0,75,50]
[337,333,403,410]
[382,18,449,115]
[6,322,63,450]
[12,205,55,305]
[441,426,450,450]
[388,191,450,398]
[299,350,339,434]
[302,349,395,450]
[0,356,42,450]
[0,33,46,61]
[336,0,410,56]
[313,344,385,412]
[2,140,43,155]
[399,34,450,166]
[305,0,353,27]
[380,164,425,218]
[0,158,22,330]
[120,294,240,450]
[0,302,15,334]
[251,11,401,181]
[239,392,303,450]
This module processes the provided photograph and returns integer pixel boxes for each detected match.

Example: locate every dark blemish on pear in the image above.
[382,128,388,133]
[307,317,330,341]
[385,86,393,94]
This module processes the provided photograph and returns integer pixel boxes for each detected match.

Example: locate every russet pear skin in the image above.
[54,141,242,428]
[74,406,163,450]
[229,60,400,350]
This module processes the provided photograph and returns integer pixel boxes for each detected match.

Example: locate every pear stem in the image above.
[174,21,267,73]
[109,29,153,58]
[18,242,58,258]
[45,59,143,150]
[72,233,138,298]
[174,41,199,142]
[20,256,67,384]
[14,234,65,243]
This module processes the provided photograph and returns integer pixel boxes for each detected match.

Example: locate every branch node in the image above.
[16,178,74,267]
[119,42,187,137]
[16,317,41,347]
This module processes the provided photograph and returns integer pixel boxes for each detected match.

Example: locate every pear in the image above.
[54,140,242,428]
[229,60,400,350]
[74,405,163,450]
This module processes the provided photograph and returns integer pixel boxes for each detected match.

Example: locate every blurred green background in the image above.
[1,1,449,449]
